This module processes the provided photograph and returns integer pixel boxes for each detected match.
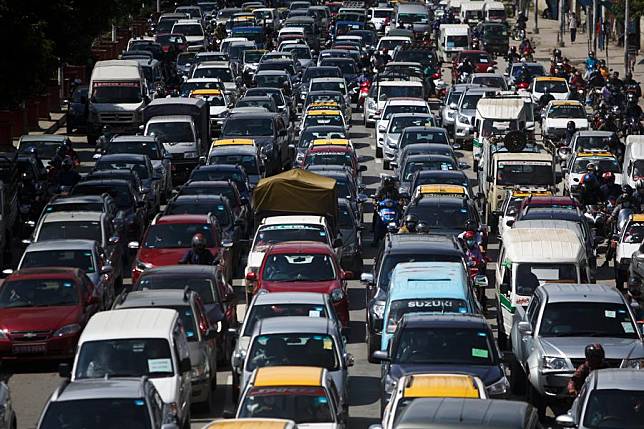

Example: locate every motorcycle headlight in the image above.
[184,152,198,159]
[486,375,509,396]
[53,324,82,337]
[621,358,644,369]
[330,288,345,302]
[458,114,470,125]
[370,301,385,319]
[542,356,570,370]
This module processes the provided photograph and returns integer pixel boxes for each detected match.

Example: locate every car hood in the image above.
[538,336,644,360]
[298,424,340,429]
[162,142,197,154]
[210,106,228,116]
[545,118,589,129]
[261,279,340,293]
[0,305,81,333]
[390,363,504,386]
[92,102,144,111]
[150,376,179,404]
[228,135,273,148]
[185,35,205,43]
[138,247,218,266]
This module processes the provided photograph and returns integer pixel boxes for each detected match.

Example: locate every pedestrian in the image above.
[569,11,577,42]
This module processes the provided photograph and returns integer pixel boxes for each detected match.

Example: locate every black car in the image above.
[43,194,120,233]
[189,164,252,197]
[295,125,348,165]
[70,179,147,242]
[474,22,510,56]
[397,154,459,196]
[84,170,149,221]
[299,66,343,104]
[235,96,278,113]
[372,314,509,404]
[409,169,471,197]
[164,194,243,269]
[318,57,359,101]
[403,193,483,238]
[66,85,89,134]
[337,198,363,274]
[360,234,466,361]
[220,112,291,174]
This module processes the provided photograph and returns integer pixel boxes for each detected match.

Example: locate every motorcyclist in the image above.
[457,59,475,79]
[506,46,520,64]
[538,88,555,112]
[214,23,227,41]
[609,71,624,90]
[519,38,533,56]
[516,64,532,84]
[374,176,400,201]
[598,113,618,132]
[588,69,606,89]
[551,48,562,64]
[625,92,643,120]
[398,214,419,233]
[357,68,371,84]
[179,233,215,265]
[624,72,642,98]
[564,120,576,146]
[56,156,81,188]
[516,12,527,30]
[600,172,621,202]
[584,51,598,77]
[56,139,80,167]
[570,70,586,91]
[578,164,601,205]
[567,344,609,397]
[416,221,429,234]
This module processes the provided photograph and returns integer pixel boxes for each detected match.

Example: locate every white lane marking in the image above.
[237,303,247,321]
[375,159,382,164]
[370,145,376,150]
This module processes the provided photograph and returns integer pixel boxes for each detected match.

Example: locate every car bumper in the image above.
[383,146,397,161]
[191,376,211,402]
[535,370,575,398]
[455,123,473,140]
[0,335,80,360]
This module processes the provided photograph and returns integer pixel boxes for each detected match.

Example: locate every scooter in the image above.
[372,198,401,244]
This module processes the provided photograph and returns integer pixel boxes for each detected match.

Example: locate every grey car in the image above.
[17,135,69,167]
[113,289,218,411]
[382,113,434,170]
[454,87,498,148]
[0,383,15,429]
[337,197,364,274]
[236,316,353,405]
[36,377,176,429]
[510,283,644,414]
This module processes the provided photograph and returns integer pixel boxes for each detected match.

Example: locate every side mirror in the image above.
[390,161,398,169]
[517,321,532,336]
[92,153,102,160]
[58,362,71,378]
[344,352,355,367]
[1,269,13,277]
[555,414,577,428]
[342,271,353,280]
[332,237,343,248]
[371,350,390,362]
[506,219,515,227]
[179,357,191,373]
[359,165,367,172]
[100,265,113,275]
[360,273,374,285]
[227,327,239,337]
[128,241,140,249]
[474,275,488,289]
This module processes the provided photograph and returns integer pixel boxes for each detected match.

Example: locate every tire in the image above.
[526,383,546,420]
[182,411,191,429]
[383,160,390,170]
[367,331,379,363]
[376,146,383,158]
[66,123,73,135]
[510,358,527,395]
[195,386,214,413]
[497,300,508,350]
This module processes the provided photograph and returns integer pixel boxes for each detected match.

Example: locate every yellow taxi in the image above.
[381,374,487,429]
[300,109,349,133]
[565,150,622,196]
[310,138,354,150]
[306,101,342,112]
[412,183,469,200]
[211,138,257,148]
[203,418,298,429]
[235,366,346,426]
[531,76,571,102]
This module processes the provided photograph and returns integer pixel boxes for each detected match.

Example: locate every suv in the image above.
[360,234,466,361]
[510,283,644,414]
[37,377,176,429]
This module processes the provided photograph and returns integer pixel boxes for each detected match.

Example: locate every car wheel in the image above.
[182,411,191,429]
[367,331,378,363]
[510,358,526,395]
[376,146,382,158]
[66,122,73,135]
[526,383,546,419]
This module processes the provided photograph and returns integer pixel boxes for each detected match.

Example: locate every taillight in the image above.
[518,82,529,89]
[431,73,440,79]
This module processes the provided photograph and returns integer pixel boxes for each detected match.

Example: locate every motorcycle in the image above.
[373,198,401,244]
[466,250,488,308]
[357,79,371,112]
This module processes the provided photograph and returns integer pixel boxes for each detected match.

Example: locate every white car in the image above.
[171,19,206,51]
[376,36,412,58]
[564,151,622,196]
[615,214,644,287]
[376,98,430,152]
[191,61,238,96]
[363,80,424,135]
[530,76,570,104]
[369,7,393,32]
[542,100,588,140]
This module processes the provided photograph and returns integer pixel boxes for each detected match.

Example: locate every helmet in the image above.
[622,184,634,194]
[586,162,596,172]
[584,343,605,361]
[463,230,476,240]
[404,214,419,226]
[567,120,576,131]
[637,179,644,191]
[62,156,73,169]
[602,172,615,183]
[191,233,207,250]
[383,176,394,187]
[628,276,642,297]
[588,51,595,57]
[464,220,477,231]
[510,46,517,52]
[416,222,429,233]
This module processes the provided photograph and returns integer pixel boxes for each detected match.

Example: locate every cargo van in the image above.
[438,24,470,62]
[459,1,484,25]
[88,60,148,145]
[482,1,507,22]
[394,3,431,34]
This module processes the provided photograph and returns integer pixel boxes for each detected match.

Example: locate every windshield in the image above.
[379,39,408,50]
[95,160,149,179]
[143,223,214,248]
[403,160,455,181]
[460,94,484,110]
[239,387,334,423]
[193,67,233,81]
[387,299,469,333]
[223,118,274,136]
[379,85,422,101]
[299,129,346,148]
[254,225,328,247]
[496,162,553,185]
[515,263,578,296]
[262,253,336,282]
[321,60,355,75]
[284,46,311,59]
[173,23,203,36]
[393,327,495,365]
[303,68,342,82]
[45,202,103,213]
[244,50,264,63]
[407,201,469,230]
[583,389,644,428]
[71,184,133,209]
[38,221,101,242]
[75,339,174,379]
[383,105,429,120]
[310,81,346,93]
[539,302,638,338]
[576,136,615,152]
[304,115,344,128]
[390,117,433,133]
[573,157,620,174]
[374,9,393,18]
[181,185,238,204]
[165,202,230,226]
[146,122,194,144]
[415,175,468,191]
[209,155,259,174]
[512,64,544,78]
[40,398,152,429]
[138,277,215,304]
[378,254,461,291]
[177,52,196,65]
[548,105,586,118]
[247,333,339,371]
[22,250,95,274]
[228,44,253,60]
[401,131,448,148]
[18,141,60,159]
[395,50,433,65]
[0,278,78,308]
[244,304,328,336]
[92,83,141,104]
[398,12,428,24]
[305,152,352,168]
[535,80,568,93]
[473,77,506,90]
[105,142,160,159]
[255,74,288,88]
[446,35,468,48]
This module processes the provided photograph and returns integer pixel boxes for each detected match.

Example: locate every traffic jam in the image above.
[2,0,644,428]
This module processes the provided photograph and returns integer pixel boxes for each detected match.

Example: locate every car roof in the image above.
[54,378,149,402]
[253,291,327,305]
[502,228,583,262]
[139,264,219,278]
[117,290,191,308]
[19,135,67,143]
[155,214,210,224]
[7,267,84,280]
[385,234,462,252]
[255,315,335,335]
[110,135,158,144]
[49,195,107,204]
[97,153,149,162]
[262,215,326,225]
[539,283,623,304]
[402,313,488,329]
[253,366,325,387]
[42,211,104,223]
[266,241,333,254]
[209,145,257,155]
[25,239,98,252]
[592,368,644,391]
[403,126,445,133]
[172,195,228,204]
[80,308,178,342]
[390,262,468,300]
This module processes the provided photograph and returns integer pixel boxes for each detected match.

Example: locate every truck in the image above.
[143,97,210,184]
[88,60,149,145]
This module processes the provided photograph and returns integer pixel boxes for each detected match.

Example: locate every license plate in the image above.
[12,343,46,354]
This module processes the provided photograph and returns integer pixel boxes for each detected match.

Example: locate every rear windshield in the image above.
[243,303,328,336]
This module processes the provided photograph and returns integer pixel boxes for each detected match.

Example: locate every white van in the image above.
[483,1,507,22]
[623,135,644,188]
[496,228,590,346]
[438,24,470,62]
[459,1,485,25]
[473,97,528,166]
[70,309,192,428]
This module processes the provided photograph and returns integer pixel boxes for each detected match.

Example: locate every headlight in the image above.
[184,151,198,159]
[621,358,644,369]
[0,329,8,340]
[542,356,570,370]
[53,324,82,337]
[458,114,470,124]
[330,288,345,302]
[486,375,509,396]
[371,301,385,319]
[136,260,153,270]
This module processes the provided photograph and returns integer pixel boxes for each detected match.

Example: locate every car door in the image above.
[519,294,541,368]
[194,297,217,374]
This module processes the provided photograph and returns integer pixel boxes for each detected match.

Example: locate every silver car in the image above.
[381,113,434,170]
[454,87,497,148]
[510,283,644,412]
[237,316,353,406]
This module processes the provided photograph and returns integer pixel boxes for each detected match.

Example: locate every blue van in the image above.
[380,261,479,351]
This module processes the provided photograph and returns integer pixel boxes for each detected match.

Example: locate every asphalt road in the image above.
[1,58,618,429]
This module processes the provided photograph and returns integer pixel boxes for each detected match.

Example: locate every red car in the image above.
[131,214,232,284]
[304,145,366,177]
[451,50,495,82]
[518,195,581,216]
[0,268,100,360]
[246,241,351,328]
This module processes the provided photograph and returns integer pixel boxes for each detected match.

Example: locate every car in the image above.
[300,109,349,135]
[397,154,459,197]
[17,135,69,168]
[361,234,467,362]
[510,283,644,414]
[235,366,348,426]
[41,194,119,226]
[295,125,348,165]
[376,99,431,156]
[237,316,352,405]
[308,77,350,108]
[373,313,509,407]
[382,113,435,169]
[244,87,292,123]
[337,198,363,274]
[508,62,546,86]
[191,61,239,97]
[397,144,457,175]
[567,130,620,156]
[130,214,232,284]
[364,80,424,132]
[304,90,352,122]
[179,77,226,97]
[189,88,232,132]
[113,289,218,411]
[36,377,173,429]
[440,84,483,137]
[468,73,508,91]
[497,189,553,238]
[408,170,471,198]
[189,164,252,196]
[542,100,589,141]
[530,76,571,104]
[303,144,365,181]
[97,135,173,202]
[454,87,497,148]
[0,268,100,361]
[235,95,278,113]
[69,308,192,428]
[556,369,644,429]
[206,143,265,187]
[398,126,449,154]
[17,239,120,308]
[564,151,622,197]
[381,374,487,429]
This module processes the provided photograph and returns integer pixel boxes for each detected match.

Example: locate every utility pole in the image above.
[624,0,630,73]
[592,0,597,51]
[534,0,539,34]
[558,0,565,46]
[157,0,161,13]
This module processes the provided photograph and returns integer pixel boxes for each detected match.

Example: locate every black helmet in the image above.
[416,222,429,233]
[383,176,394,187]
[622,184,634,194]
[628,276,642,297]
[62,156,73,169]
[191,233,207,250]
[585,343,605,361]
[405,214,419,225]
[567,121,576,131]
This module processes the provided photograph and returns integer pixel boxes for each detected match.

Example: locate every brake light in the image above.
[431,73,440,79]
[518,82,529,89]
